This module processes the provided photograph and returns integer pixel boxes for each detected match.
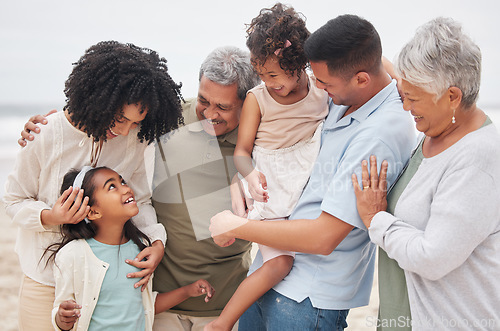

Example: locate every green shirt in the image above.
[151,99,252,317]
[377,138,423,331]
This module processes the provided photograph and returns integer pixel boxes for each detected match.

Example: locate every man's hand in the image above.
[125,240,164,291]
[18,109,57,147]
[209,210,248,247]
[55,300,81,331]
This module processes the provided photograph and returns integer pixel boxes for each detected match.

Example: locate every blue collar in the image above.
[324,79,398,130]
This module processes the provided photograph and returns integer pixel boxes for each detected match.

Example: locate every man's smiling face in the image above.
[195,75,243,136]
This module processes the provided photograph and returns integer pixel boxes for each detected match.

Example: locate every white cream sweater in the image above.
[51,239,155,331]
[3,111,166,286]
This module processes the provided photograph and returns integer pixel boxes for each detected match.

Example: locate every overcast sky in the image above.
[1,0,499,108]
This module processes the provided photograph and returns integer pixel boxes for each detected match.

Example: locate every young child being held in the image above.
[46,166,214,331]
[205,3,328,330]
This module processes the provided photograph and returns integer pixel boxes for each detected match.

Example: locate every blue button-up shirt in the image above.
[253,80,416,309]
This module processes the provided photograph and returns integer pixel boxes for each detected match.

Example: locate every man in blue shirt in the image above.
[210,14,416,330]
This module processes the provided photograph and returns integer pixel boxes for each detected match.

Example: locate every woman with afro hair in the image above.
[4,40,184,331]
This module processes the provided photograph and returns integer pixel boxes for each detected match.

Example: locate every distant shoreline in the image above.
[2,107,500,198]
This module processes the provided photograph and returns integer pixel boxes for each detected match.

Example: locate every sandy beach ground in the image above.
[0,201,378,331]
[0,201,23,330]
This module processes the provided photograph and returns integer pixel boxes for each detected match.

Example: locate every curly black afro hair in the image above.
[64,41,184,144]
[246,3,310,80]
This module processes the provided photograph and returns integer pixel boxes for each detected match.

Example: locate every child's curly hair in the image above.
[246,3,310,80]
[64,41,184,144]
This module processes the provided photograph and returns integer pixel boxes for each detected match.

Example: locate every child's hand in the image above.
[55,300,81,330]
[187,279,215,303]
[246,170,268,203]
[154,279,215,313]
[230,174,253,217]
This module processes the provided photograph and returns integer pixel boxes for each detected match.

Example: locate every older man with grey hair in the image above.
[153,46,261,330]
[18,46,261,331]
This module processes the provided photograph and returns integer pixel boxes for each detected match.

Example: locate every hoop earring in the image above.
[451,109,456,124]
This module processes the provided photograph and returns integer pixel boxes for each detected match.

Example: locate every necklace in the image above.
[90,140,103,166]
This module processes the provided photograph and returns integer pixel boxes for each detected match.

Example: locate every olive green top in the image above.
[151,99,252,317]
[377,137,423,330]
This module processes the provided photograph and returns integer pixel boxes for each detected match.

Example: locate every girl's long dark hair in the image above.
[44,167,151,267]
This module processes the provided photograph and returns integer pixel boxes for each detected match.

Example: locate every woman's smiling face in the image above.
[401,79,454,137]
[107,103,147,139]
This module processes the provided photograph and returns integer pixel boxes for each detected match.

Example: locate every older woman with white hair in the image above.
[352,17,500,330]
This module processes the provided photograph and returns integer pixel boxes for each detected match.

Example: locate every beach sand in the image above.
[0,201,23,331]
[0,201,378,330]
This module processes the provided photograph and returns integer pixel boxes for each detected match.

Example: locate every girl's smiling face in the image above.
[252,55,303,99]
[87,168,139,222]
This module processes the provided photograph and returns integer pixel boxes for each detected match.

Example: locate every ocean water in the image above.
[1,105,500,198]
[0,104,64,198]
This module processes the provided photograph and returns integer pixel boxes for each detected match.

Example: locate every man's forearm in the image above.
[231,212,353,255]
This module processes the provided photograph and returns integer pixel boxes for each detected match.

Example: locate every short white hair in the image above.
[199,46,260,100]
[395,17,481,109]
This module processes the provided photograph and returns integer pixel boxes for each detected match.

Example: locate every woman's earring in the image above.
[451,109,456,124]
